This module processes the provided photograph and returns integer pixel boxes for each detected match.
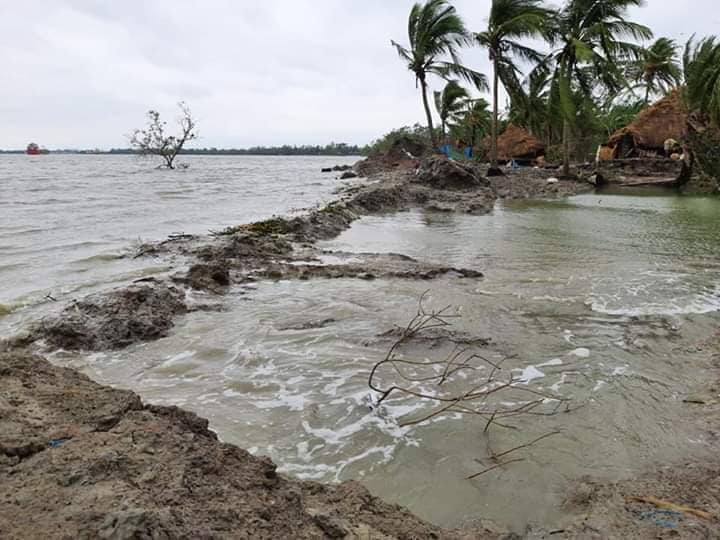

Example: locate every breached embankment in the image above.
[1,151,604,538]
[28,156,495,351]
[25,154,591,352]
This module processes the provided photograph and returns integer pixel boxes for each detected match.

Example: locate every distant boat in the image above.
[26,143,49,155]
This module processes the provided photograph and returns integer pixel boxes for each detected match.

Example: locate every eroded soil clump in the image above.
[0,350,502,540]
[32,284,187,351]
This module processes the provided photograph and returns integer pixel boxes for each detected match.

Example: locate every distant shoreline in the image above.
[0,147,366,157]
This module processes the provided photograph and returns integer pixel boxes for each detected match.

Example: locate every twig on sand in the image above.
[467,458,526,480]
[625,496,715,521]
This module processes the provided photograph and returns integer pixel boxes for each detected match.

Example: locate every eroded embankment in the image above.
[0,153,607,539]
[25,155,593,353]
[0,349,504,540]
[27,156,496,352]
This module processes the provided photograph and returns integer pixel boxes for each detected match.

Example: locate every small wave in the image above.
[590,282,720,316]
[591,292,720,316]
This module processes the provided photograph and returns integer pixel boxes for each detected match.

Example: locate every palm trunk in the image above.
[491,55,499,170]
[562,118,571,177]
[644,84,650,106]
[420,76,436,148]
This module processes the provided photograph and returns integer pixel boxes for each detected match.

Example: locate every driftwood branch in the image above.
[368,292,573,481]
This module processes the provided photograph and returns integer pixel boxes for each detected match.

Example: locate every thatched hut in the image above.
[604,90,688,159]
[490,124,545,163]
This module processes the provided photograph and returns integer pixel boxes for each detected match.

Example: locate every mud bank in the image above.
[0,349,502,540]
[26,154,595,354]
[26,156,495,353]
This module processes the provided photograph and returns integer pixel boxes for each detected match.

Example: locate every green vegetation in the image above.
[387,0,720,180]
[684,36,720,126]
[476,0,552,170]
[363,124,430,157]
[392,0,486,146]
[629,37,683,105]
[434,81,470,140]
[544,0,652,175]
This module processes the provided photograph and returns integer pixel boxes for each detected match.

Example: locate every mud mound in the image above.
[355,136,428,176]
[416,156,490,191]
[0,351,500,540]
[184,262,231,291]
[32,284,187,351]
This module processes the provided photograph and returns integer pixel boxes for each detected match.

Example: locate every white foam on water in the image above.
[157,350,196,367]
[590,283,720,316]
[514,366,546,384]
[569,348,590,358]
[252,388,306,411]
[550,373,569,393]
[612,366,629,376]
[538,358,563,367]
[592,380,607,392]
[532,295,579,304]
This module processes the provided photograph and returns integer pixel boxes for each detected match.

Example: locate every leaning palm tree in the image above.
[683,35,720,126]
[544,0,652,176]
[392,0,487,147]
[476,0,552,173]
[629,37,682,104]
[434,80,470,140]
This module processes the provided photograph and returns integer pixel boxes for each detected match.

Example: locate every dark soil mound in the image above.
[185,262,231,291]
[355,136,428,176]
[416,156,490,191]
[32,284,187,351]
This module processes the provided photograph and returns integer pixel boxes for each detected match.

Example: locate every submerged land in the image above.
[2,143,719,538]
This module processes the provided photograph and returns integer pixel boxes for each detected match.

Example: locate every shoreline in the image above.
[3,154,718,538]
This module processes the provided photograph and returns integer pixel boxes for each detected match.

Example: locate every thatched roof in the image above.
[492,124,545,161]
[608,89,688,150]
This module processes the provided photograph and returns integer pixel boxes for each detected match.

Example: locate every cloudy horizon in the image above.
[2,0,718,150]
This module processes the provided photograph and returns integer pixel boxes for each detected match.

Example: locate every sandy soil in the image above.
[0,349,506,540]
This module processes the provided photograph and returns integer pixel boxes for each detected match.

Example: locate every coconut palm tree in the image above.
[434,80,470,140]
[454,98,493,154]
[507,62,552,141]
[392,0,487,147]
[630,37,682,104]
[476,0,553,173]
[683,36,720,126]
[543,0,652,176]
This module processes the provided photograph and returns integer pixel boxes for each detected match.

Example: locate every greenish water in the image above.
[4,181,719,532]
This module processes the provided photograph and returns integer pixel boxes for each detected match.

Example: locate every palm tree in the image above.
[544,0,652,176]
[683,36,720,126]
[630,37,682,104]
[392,0,487,147]
[507,63,552,141]
[434,80,470,140]
[476,0,552,173]
[455,98,492,154]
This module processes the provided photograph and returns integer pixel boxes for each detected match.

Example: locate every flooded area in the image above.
[0,154,354,310]
[2,156,719,532]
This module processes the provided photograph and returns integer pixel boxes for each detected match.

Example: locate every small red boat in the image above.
[26,143,49,155]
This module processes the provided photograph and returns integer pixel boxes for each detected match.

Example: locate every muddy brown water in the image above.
[2,156,720,532]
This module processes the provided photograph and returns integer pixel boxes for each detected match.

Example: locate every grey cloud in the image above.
[1,0,717,149]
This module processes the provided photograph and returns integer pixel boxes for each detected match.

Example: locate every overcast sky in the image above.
[1,0,718,149]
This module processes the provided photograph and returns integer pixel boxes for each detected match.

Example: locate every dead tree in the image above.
[129,102,197,169]
[368,292,577,480]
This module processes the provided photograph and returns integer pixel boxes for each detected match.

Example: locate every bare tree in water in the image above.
[129,102,198,169]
